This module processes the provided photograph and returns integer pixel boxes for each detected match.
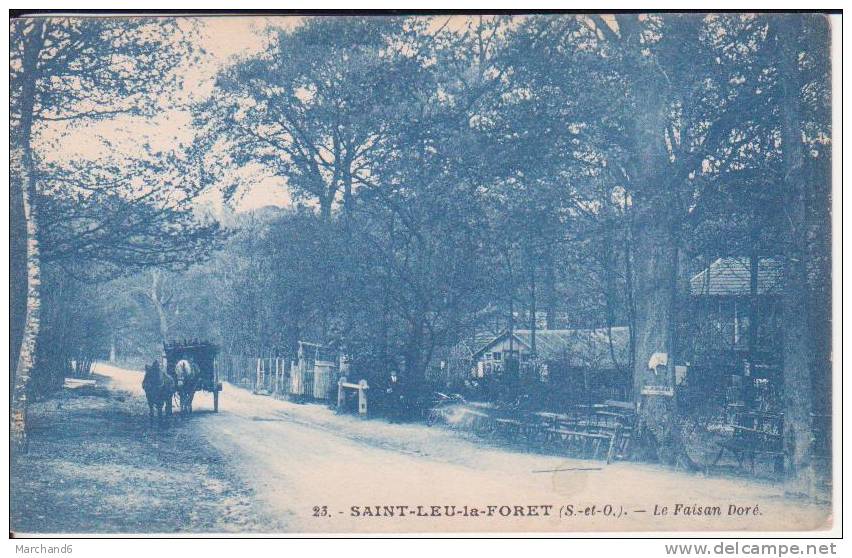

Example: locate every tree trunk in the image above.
[149,270,170,345]
[404,319,425,383]
[11,165,27,386]
[777,14,816,496]
[11,20,45,451]
[624,213,638,377]
[402,317,428,416]
[615,15,676,463]
[612,14,700,468]
[341,152,354,215]
[748,250,760,369]
[502,245,516,357]
[109,336,117,363]
[543,244,557,329]
[631,214,680,464]
[528,254,537,353]
[319,193,333,222]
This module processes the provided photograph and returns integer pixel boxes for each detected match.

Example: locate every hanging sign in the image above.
[641,385,674,397]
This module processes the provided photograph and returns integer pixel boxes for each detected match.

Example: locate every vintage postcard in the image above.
[9,11,839,537]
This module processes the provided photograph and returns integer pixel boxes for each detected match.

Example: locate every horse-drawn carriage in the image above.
[164,339,222,413]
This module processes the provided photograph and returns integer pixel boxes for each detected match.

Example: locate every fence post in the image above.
[337,377,346,410]
[255,358,261,393]
[358,380,369,417]
[280,357,284,396]
[278,357,285,397]
[272,358,278,396]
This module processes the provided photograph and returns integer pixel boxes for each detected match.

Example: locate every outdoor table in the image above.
[535,411,573,425]
[494,418,523,436]
[593,410,626,427]
[462,408,492,430]
[730,425,782,439]
[603,399,634,410]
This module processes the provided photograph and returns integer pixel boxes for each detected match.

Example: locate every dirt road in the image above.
[11,372,271,534]
[13,363,832,534]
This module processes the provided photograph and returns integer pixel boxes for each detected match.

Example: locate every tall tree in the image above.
[9,15,199,447]
[577,13,785,464]
[35,149,222,278]
[197,17,420,219]
[775,14,832,496]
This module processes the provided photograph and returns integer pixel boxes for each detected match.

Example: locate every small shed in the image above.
[471,327,630,377]
[289,341,339,400]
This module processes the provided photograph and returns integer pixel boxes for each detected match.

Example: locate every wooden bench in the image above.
[547,428,616,462]
[713,412,783,474]
[494,418,544,443]
[533,407,633,462]
[593,406,635,460]
[482,404,638,463]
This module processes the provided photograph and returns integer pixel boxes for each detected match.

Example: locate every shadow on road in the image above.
[11,374,277,534]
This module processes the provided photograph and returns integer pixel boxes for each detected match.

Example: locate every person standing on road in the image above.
[386,371,403,422]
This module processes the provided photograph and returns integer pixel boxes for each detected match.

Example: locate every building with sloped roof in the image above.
[685,256,783,370]
[471,326,629,374]
[472,327,629,366]
[689,257,783,297]
[469,327,632,402]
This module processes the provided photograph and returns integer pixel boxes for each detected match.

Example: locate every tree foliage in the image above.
[15,14,833,486]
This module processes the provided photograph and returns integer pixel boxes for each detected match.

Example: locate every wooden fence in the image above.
[214,352,337,402]
[67,356,94,378]
[214,353,260,391]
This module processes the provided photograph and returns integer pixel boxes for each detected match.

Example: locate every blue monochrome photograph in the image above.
[8,12,837,535]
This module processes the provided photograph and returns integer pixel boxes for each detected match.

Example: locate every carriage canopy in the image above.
[164,340,220,393]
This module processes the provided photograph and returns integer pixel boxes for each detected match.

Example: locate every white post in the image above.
[358,379,369,417]
[273,358,279,396]
[337,377,347,410]
[255,358,261,393]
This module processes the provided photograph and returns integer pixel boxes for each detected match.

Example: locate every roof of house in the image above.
[689,257,783,296]
[453,331,502,358]
[473,327,630,370]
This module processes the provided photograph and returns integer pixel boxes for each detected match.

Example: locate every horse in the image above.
[142,359,175,425]
[174,359,199,415]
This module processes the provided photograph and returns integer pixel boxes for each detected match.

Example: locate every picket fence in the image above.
[214,352,337,401]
